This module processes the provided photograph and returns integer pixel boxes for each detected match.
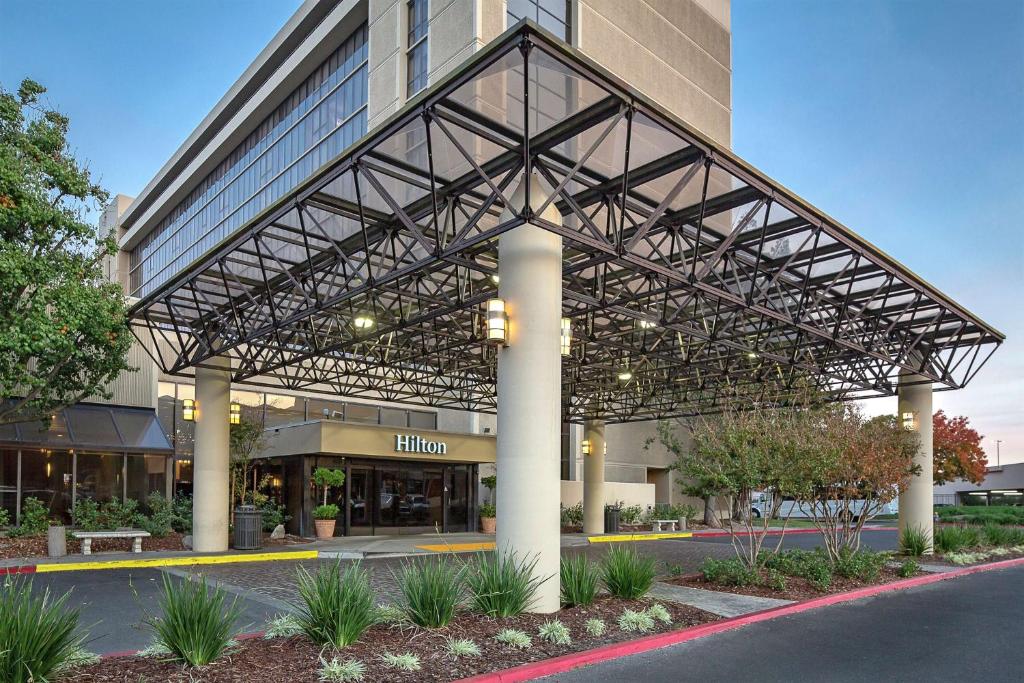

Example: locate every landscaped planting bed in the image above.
[897,523,1024,566]
[669,564,917,601]
[69,596,715,682]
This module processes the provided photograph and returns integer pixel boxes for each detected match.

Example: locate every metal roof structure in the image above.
[130,21,1004,424]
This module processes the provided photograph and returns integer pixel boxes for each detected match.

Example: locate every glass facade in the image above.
[406,0,429,96]
[130,24,370,297]
[508,0,571,41]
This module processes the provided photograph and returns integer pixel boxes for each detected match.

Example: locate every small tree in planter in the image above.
[311,468,345,539]
[480,474,497,533]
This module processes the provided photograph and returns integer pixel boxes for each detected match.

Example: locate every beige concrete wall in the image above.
[575,0,731,146]
[561,479,655,509]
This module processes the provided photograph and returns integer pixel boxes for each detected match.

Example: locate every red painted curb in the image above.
[690,526,897,539]
[0,564,37,575]
[457,555,1024,683]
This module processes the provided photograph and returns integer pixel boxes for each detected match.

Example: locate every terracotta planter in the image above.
[314,518,337,539]
[480,516,496,534]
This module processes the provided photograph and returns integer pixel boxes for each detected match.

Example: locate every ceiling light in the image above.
[353,314,375,330]
[617,370,633,382]
[637,319,657,330]
[490,274,500,284]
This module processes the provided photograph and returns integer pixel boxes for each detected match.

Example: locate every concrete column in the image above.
[583,420,606,535]
[897,371,934,553]
[496,175,562,614]
[193,357,231,552]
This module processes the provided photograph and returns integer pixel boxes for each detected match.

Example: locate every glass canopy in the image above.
[129,21,1003,423]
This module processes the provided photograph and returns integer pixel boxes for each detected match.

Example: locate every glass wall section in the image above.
[130,24,369,296]
[379,407,408,427]
[76,453,123,503]
[157,382,177,446]
[406,0,428,96]
[0,449,16,520]
[346,403,379,424]
[175,384,196,456]
[307,397,345,421]
[126,454,168,506]
[507,0,571,41]
[265,393,306,427]
[20,450,73,522]
[408,410,437,430]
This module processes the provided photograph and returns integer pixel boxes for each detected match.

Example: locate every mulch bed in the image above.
[0,532,312,561]
[893,548,1024,568]
[666,566,918,602]
[70,596,718,682]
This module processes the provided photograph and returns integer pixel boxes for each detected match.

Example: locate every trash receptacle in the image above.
[604,505,620,533]
[233,505,263,550]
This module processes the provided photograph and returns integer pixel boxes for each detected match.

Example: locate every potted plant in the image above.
[479,502,496,534]
[312,467,345,539]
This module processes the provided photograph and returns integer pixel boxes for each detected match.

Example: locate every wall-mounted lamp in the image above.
[901,411,916,431]
[560,318,573,356]
[581,439,591,456]
[182,398,196,422]
[230,401,241,425]
[486,298,507,345]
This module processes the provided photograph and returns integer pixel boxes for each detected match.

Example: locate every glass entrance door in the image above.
[348,466,372,535]
[446,465,469,532]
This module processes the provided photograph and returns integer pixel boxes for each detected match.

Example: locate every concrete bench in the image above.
[72,530,151,555]
[651,519,678,532]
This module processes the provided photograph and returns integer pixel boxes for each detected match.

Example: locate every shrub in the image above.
[171,495,193,533]
[9,497,49,537]
[0,578,83,683]
[444,637,481,658]
[102,497,142,528]
[295,560,376,649]
[584,618,606,637]
[0,507,9,528]
[538,619,572,645]
[380,652,421,671]
[263,613,303,639]
[834,549,887,582]
[899,525,932,557]
[673,503,698,522]
[479,502,496,518]
[147,574,240,666]
[700,557,758,587]
[618,608,655,633]
[466,550,545,617]
[560,502,583,527]
[259,499,290,532]
[646,603,672,625]
[982,524,1024,547]
[601,545,656,599]
[560,555,599,607]
[619,505,644,525]
[494,628,532,649]
[763,567,787,592]
[140,492,174,537]
[314,504,340,520]
[395,558,464,628]
[898,559,920,578]
[761,550,832,590]
[72,498,103,531]
[934,526,981,554]
[319,656,366,682]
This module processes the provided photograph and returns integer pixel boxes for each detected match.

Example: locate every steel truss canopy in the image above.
[130,21,1003,424]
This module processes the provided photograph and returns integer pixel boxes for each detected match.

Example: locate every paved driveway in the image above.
[547,564,1024,682]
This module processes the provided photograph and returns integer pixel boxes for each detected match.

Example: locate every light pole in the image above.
[995,440,1002,467]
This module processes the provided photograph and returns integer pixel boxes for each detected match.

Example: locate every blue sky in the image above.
[2,0,1021,463]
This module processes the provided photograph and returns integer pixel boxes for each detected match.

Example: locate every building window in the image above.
[406,0,429,97]
[507,0,571,42]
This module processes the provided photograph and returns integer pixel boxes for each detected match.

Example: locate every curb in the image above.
[1,549,319,575]
[456,555,1024,682]
[588,532,693,544]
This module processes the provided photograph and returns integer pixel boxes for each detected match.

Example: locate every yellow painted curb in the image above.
[588,532,693,544]
[415,542,496,553]
[32,550,320,573]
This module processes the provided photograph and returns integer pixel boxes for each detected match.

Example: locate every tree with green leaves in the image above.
[0,78,131,425]
[228,418,269,524]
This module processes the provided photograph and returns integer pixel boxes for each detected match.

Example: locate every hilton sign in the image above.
[394,433,448,455]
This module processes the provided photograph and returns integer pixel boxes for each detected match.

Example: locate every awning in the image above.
[0,403,173,454]
[129,20,1003,423]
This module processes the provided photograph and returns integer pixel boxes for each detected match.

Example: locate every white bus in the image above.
[750,492,897,522]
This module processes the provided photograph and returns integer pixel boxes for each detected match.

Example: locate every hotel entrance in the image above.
[347,462,474,535]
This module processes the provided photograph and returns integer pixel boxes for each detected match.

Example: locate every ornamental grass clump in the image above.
[934,526,981,554]
[645,603,672,625]
[147,574,241,667]
[584,618,606,637]
[983,524,1024,547]
[0,579,83,683]
[618,608,655,633]
[898,525,932,557]
[494,628,532,649]
[380,651,421,671]
[263,613,303,639]
[319,656,366,682]
[444,637,482,659]
[296,560,376,649]
[560,555,599,607]
[601,545,655,599]
[538,619,572,645]
[466,550,545,617]
[395,558,464,628]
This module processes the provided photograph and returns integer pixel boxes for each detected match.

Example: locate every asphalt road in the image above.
[25,568,280,654]
[547,564,1024,683]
